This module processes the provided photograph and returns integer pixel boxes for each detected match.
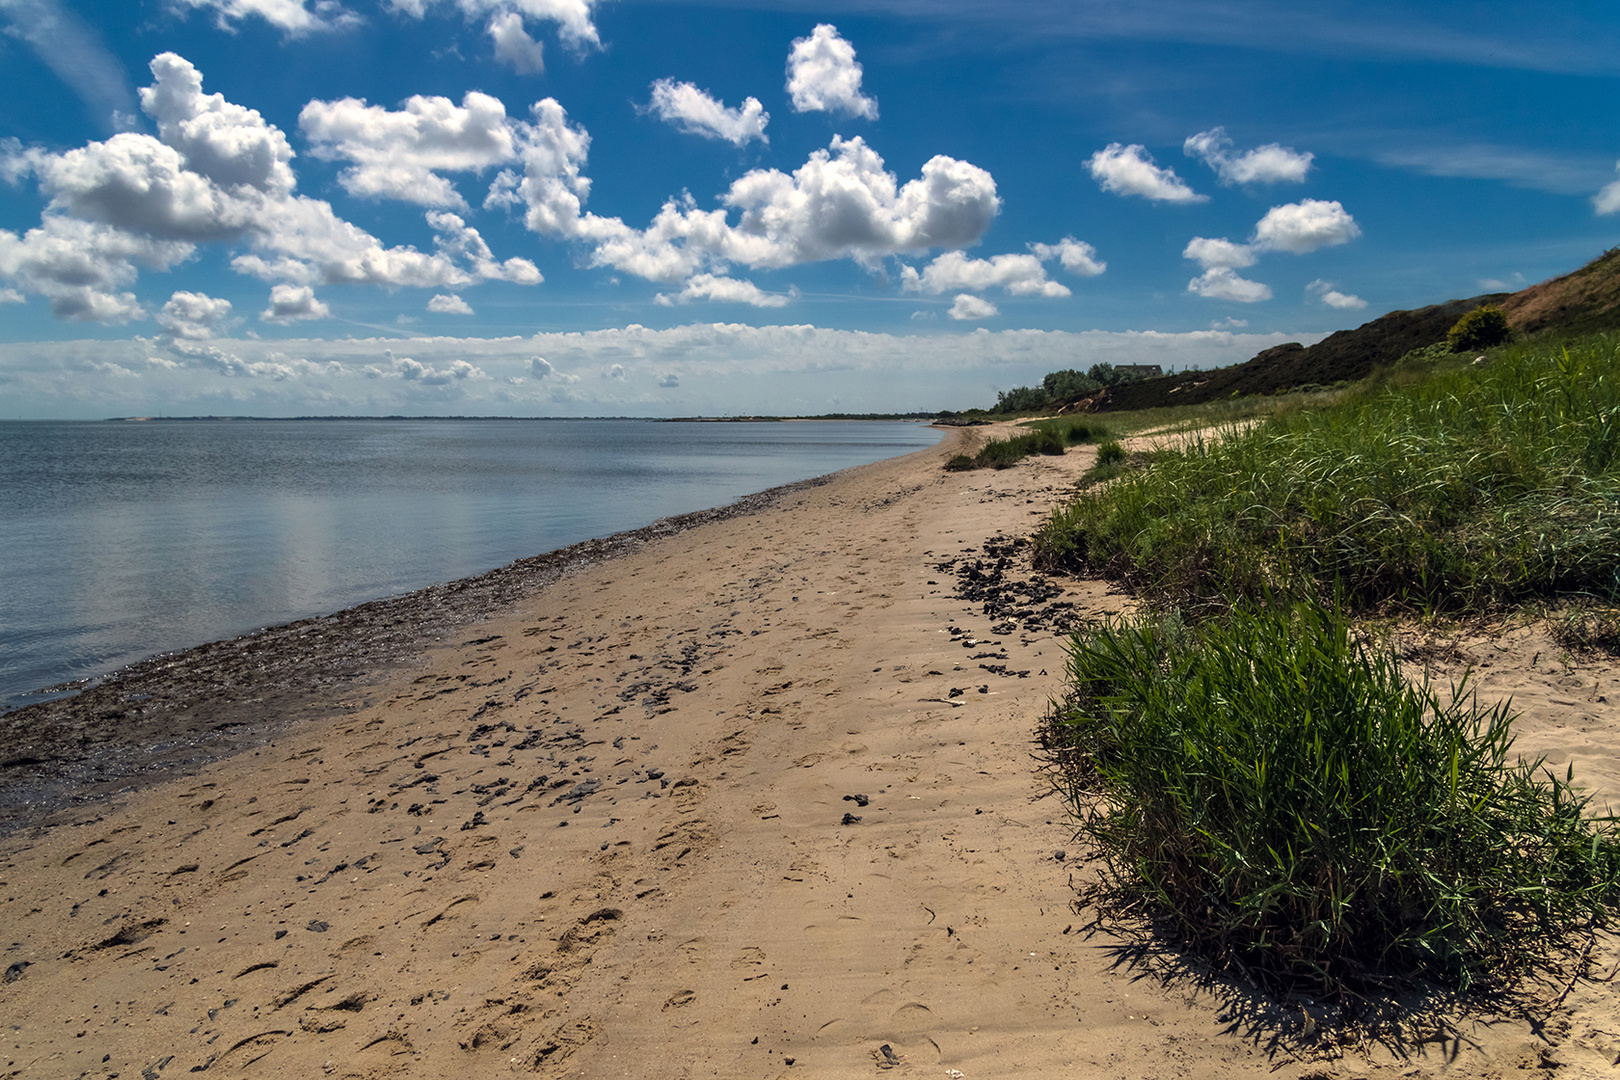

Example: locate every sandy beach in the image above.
[2,425,1618,1080]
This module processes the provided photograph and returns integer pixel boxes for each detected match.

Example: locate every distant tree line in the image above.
[994,363,1157,413]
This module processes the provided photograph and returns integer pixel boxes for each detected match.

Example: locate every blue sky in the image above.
[2,0,1618,417]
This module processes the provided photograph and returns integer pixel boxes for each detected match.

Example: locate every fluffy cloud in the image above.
[647,80,769,147]
[0,288,24,304]
[388,0,600,49]
[425,210,541,283]
[948,294,998,320]
[488,12,545,73]
[658,372,679,388]
[1306,279,1367,310]
[502,102,999,282]
[395,355,485,383]
[261,283,330,322]
[900,251,1070,297]
[1184,127,1313,184]
[1595,163,1620,215]
[1028,237,1106,277]
[0,216,192,321]
[299,91,521,207]
[3,54,542,320]
[1087,143,1206,204]
[1252,198,1361,254]
[1183,236,1257,270]
[1188,266,1272,303]
[169,0,362,35]
[654,274,791,307]
[157,290,233,338]
[786,24,878,120]
[428,292,474,313]
[528,355,576,381]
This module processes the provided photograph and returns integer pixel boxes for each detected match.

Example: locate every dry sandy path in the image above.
[2,426,1618,1080]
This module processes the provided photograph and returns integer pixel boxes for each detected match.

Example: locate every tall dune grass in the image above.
[1048,601,1620,1000]
[1034,335,1620,613]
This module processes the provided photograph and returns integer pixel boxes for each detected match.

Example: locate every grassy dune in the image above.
[1040,333,1620,1006]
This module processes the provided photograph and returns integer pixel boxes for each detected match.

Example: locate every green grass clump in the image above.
[1024,417,1113,446]
[943,453,976,472]
[956,428,1068,470]
[1048,601,1620,1000]
[1034,335,1620,613]
[1095,439,1125,466]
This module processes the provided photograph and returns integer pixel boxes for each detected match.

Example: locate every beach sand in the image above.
[2,425,1618,1079]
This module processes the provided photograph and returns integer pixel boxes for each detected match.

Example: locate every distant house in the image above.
[1116,364,1163,378]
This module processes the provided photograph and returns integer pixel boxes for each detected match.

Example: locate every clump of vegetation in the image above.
[974,428,1066,469]
[1034,335,1620,613]
[1095,439,1125,466]
[947,419,1113,471]
[1048,601,1620,1000]
[1447,305,1512,352]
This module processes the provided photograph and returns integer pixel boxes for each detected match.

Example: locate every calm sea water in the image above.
[0,419,941,709]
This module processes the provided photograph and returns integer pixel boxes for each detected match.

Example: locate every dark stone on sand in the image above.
[306,920,329,933]
[841,813,862,825]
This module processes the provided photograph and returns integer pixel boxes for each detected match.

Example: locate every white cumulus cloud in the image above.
[499,99,999,283]
[1188,266,1272,303]
[299,91,522,208]
[1595,162,1620,215]
[0,215,191,321]
[1087,143,1206,204]
[1307,279,1367,310]
[488,12,545,73]
[261,283,330,322]
[157,290,233,338]
[428,292,474,313]
[1,53,543,320]
[786,24,877,120]
[1184,127,1313,184]
[948,293,998,320]
[169,0,362,35]
[1028,237,1106,277]
[654,274,791,308]
[648,79,768,147]
[1252,198,1361,254]
[1183,236,1257,270]
[658,372,679,388]
[387,0,601,50]
[900,251,1069,297]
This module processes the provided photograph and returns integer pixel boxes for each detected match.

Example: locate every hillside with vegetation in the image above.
[1010,247,1620,415]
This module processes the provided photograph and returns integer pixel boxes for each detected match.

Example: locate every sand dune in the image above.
[2,426,1617,1079]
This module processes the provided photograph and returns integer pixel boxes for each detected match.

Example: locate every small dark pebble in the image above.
[306,920,329,933]
[842,794,869,807]
[1054,850,1066,862]
[840,813,862,826]
[274,930,287,940]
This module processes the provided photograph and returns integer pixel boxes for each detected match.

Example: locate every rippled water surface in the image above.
[0,419,941,708]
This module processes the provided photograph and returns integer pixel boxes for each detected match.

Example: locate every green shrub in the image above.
[1095,440,1125,466]
[1447,305,1511,352]
[943,453,977,472]
[1048,601,1620,1000]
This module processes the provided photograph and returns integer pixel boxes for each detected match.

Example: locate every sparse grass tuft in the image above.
[1047,600,1620,1001]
